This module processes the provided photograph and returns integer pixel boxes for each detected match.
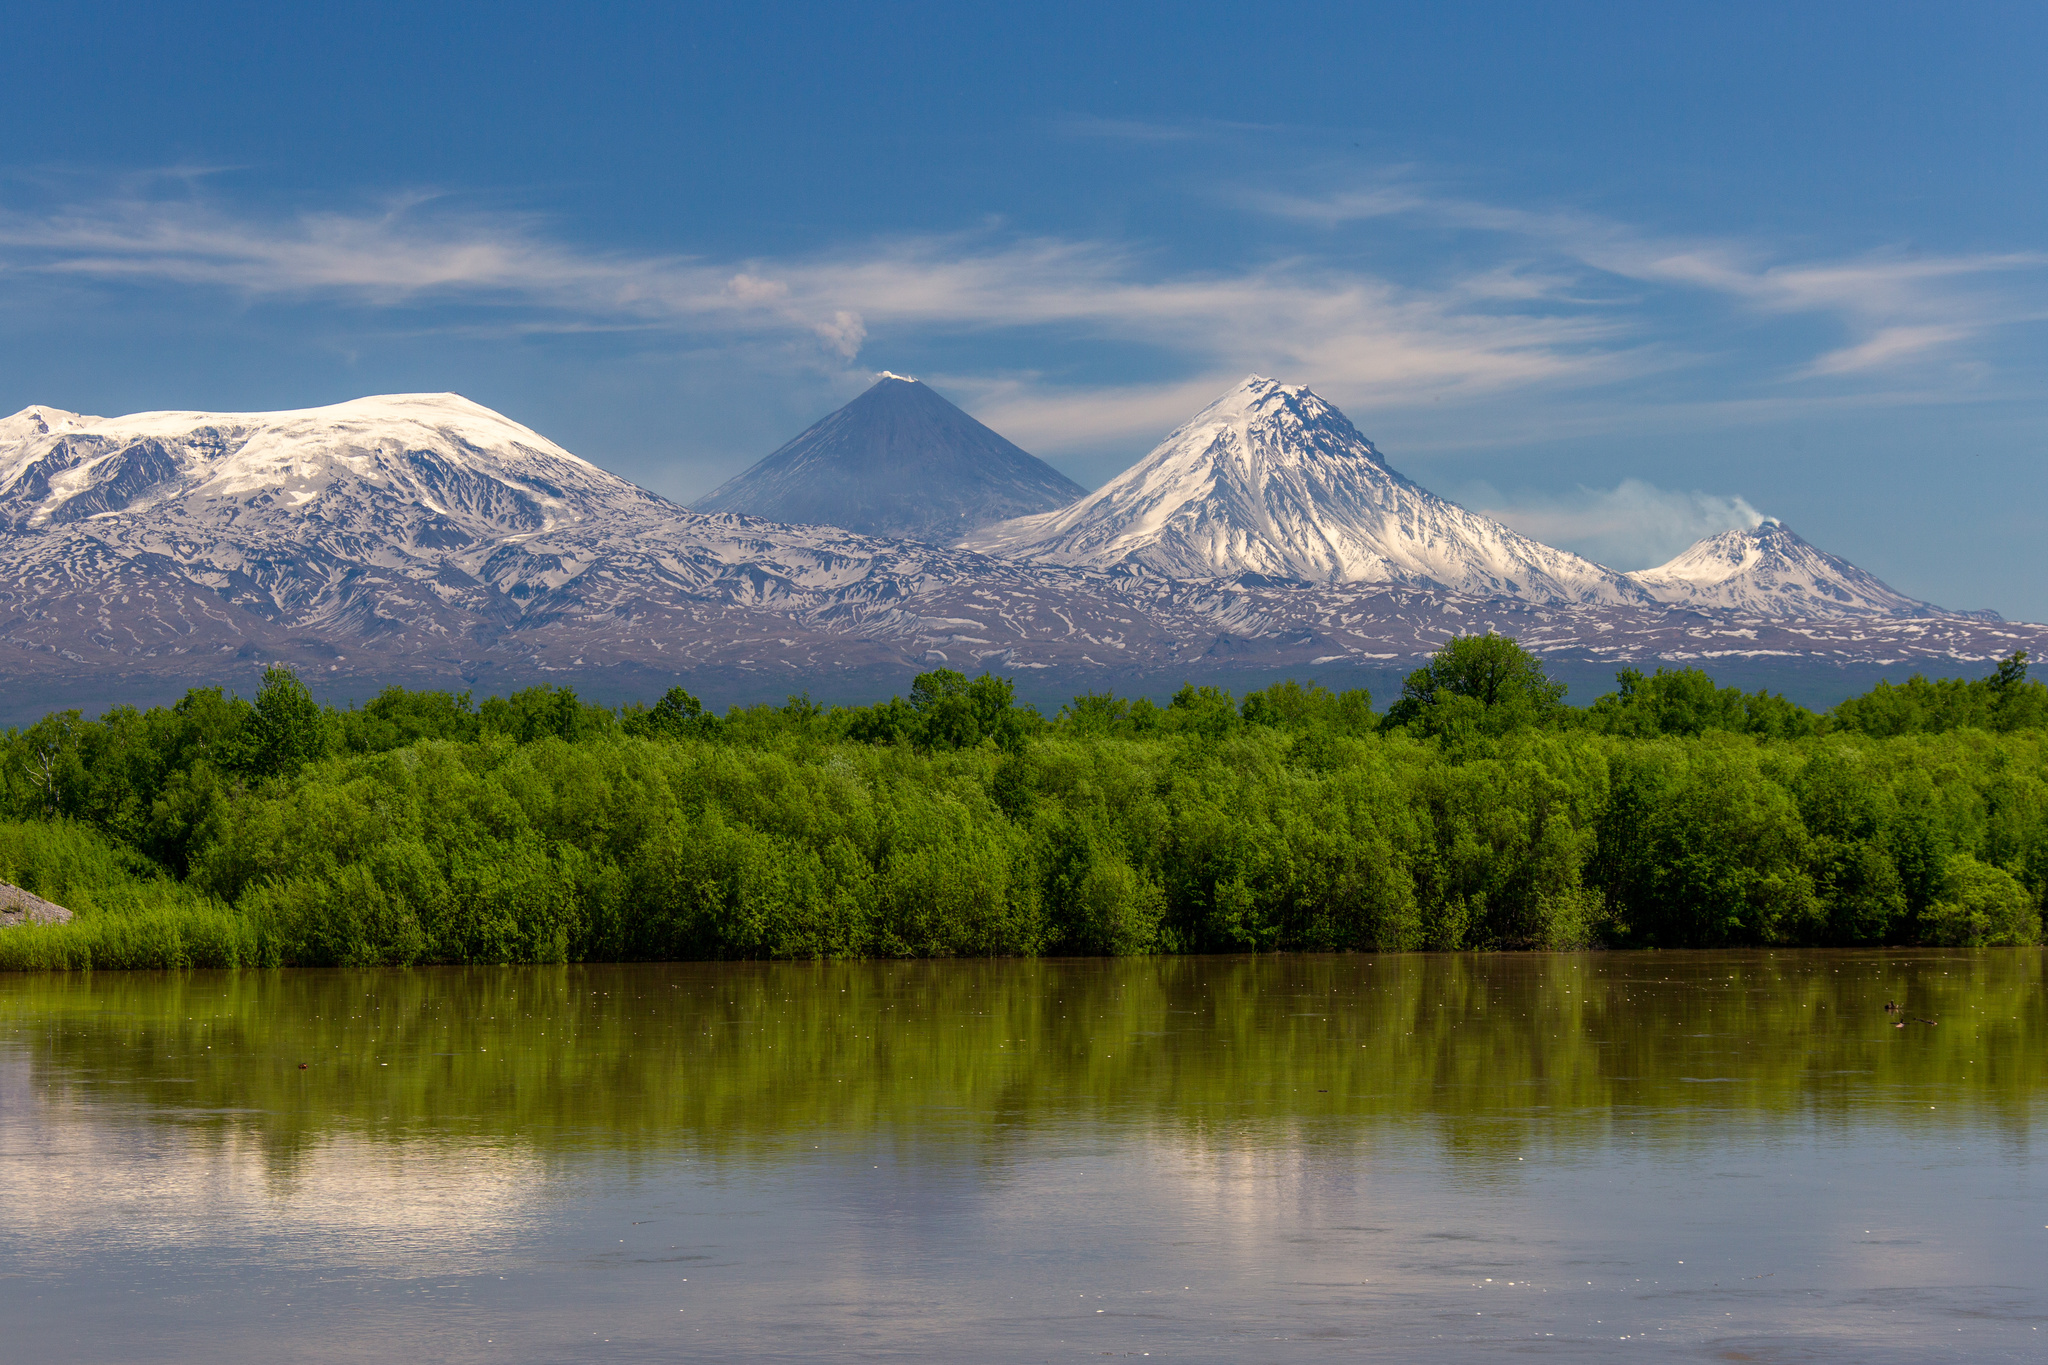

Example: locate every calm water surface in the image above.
[2,951,2044,1362]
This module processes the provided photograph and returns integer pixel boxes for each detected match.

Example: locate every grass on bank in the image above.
[0,821,266,969]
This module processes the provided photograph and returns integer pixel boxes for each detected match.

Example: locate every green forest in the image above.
[0,634,2043,970]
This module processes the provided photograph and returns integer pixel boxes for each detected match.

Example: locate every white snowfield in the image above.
[964,377,1650,607]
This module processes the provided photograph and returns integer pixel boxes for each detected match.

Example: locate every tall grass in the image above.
[0,820,264,970]
[0,904,272,970]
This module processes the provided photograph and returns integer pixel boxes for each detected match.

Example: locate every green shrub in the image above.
[1923,854,2041,946]
[4,647,2047,969]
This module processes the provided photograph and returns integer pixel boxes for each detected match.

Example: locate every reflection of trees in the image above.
[4,952,2040,1168]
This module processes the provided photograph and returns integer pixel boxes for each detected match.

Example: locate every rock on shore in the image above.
[0,883,71,927]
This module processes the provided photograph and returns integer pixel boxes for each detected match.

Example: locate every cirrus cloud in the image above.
[0,170,2042,458]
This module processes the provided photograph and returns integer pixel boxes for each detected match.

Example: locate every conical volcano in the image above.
[1626,520,1956,617]
[692,374,1085,541]
[965,376,1646,606]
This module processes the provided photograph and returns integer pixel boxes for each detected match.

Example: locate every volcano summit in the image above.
[692,374,1084,542]
[963,377,1645,607]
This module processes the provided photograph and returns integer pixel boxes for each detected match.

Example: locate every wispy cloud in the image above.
[0,194,896,359]
[0,191,1642,430]
[1055,115,1290,144]
[1801,324,1972,378]
[1,172,2042,455]
[1470,478,1766,570]
[1253,179,2048,381]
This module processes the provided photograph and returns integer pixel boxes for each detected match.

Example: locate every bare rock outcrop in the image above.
[0,882,71,927]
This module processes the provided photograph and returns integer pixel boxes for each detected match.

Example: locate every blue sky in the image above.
[4,1,2045,615]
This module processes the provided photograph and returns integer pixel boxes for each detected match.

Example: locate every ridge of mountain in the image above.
[0,390,2033,718]
[1626,520,1992,620]
[962,377,1649,607]
[692,374,1086,542]
[0,392,669,539]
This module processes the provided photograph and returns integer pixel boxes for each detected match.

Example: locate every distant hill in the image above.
[692,374,1085,541]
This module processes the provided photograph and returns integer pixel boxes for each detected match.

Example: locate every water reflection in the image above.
[3,951,2044,1362]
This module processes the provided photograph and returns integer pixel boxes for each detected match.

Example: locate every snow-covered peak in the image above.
[964,376,1646,606]
[0,405,94,444]
[0,392,669,537]
[1174,375,1366,458]
[1627,521,1942,617]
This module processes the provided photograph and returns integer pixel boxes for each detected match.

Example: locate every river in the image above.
[3,950,2043,1361]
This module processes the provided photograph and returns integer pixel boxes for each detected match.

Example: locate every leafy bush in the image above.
[1923,854,2040,946]
[1,648,2043,969]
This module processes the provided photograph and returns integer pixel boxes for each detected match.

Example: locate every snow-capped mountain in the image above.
[963,377,1647,607]
[693,373,1085,541]
[0,393,690,646]
[1626,520,1982,619]
[0,393,667,539]
[0,391,2033,716]
[0,392,1148,689]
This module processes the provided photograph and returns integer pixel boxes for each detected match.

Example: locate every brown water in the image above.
[2,951,2044,1362]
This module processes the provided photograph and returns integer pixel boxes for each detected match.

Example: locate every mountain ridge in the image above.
[0,392,666,538]
[0,388,2033,719]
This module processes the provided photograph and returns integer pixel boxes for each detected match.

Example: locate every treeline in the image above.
[0,636,2043,968]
